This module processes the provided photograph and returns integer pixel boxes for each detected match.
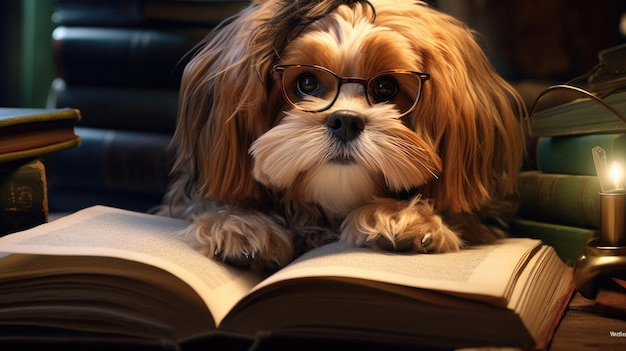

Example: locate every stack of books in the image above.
[0,108,80,235]
[514,87,626,264]
[44,0,249,212]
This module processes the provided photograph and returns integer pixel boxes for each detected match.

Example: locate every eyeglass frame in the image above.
[273,64,430,117]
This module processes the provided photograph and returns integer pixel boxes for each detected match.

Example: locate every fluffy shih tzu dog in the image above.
[161,0,526,270]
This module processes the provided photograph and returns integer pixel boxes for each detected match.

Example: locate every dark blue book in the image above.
[48,78,178,134]
[52,0,250,27]
[52,26,205,88]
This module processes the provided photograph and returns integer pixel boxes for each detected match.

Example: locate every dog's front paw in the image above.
[340,197,463,253]
[189,209,293,271]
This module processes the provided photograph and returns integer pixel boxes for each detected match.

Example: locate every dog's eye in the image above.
[371,76,399,102]
[296,74,320,96]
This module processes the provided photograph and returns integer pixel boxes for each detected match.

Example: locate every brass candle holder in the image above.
[573,147,626,299]
[574,193,626,299]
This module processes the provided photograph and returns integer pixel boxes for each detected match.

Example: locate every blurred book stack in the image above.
[44,0,249,212]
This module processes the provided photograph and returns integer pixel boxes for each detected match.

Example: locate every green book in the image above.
[0,159,48,235]
[0,108,81,163]
[510,218,597,264]
[536,133,626,176]
[517,171,601,228]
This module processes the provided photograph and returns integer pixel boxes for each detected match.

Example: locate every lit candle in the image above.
[592,146,626,246]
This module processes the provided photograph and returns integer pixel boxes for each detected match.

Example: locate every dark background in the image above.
[2,0,625,108]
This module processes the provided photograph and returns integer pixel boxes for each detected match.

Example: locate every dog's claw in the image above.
[241,248,250,259]
[421,232,433,248]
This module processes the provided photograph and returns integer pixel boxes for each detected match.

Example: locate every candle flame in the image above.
[592,146,625,192]
[610,161,624,191]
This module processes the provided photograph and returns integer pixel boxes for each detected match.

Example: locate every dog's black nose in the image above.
[326,110,365,142]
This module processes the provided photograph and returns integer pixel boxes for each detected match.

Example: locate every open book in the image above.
[0,206,574,350]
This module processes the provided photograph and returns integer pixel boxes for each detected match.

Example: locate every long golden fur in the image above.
[160,0,526,270]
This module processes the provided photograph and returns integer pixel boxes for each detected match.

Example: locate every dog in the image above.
[160,0,526,271]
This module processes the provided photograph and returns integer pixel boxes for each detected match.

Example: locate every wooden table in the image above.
[550,293,626,350]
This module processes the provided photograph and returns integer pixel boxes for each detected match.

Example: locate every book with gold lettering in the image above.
[0,159,47,235]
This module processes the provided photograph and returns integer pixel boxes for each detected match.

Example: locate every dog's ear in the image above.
[385,4,526,213]
[171,4,282,203]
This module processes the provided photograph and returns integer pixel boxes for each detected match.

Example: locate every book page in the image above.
[252,239,541,306]
[505,245,573,344]
[0,205,265,325]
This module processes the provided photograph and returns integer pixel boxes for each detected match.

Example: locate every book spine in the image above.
[536,134,626,175]
[42,126,173,197]
[510,218,596,264]
[517,171,601,228]
[52,0,249,27]
[52,0,145,27]
[52,26,203,88]
[0,159,48,235]
[47,78,178,134]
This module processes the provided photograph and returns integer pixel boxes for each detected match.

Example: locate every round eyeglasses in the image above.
[274,64,430,116]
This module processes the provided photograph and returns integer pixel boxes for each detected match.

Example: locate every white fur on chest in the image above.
[303,163,378,218]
